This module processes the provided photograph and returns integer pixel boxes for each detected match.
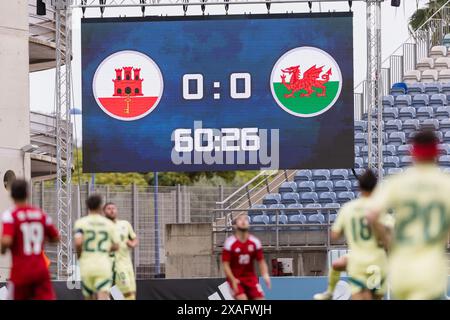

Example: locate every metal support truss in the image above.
[55,0,73,280]
[366,0,383,179]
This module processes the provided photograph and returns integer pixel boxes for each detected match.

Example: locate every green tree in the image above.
[409,0,450,41]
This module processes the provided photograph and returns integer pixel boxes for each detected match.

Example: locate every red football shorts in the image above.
[229,277,264,300]
[8,279,56,300]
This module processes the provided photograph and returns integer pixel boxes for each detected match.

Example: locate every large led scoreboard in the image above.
[81,13,354,172]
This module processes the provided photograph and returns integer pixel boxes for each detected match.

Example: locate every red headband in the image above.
[411,143,438,160]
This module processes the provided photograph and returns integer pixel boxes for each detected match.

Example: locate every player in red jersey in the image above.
[0,179,60,300]
[221,214,271,300]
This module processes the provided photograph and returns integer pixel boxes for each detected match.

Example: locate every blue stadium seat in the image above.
[262,193,281,205]
[360,145,370,157]
[351,180,359,192]
[407,83,425,96]
[248,204,267,217]
[421,119,440,131]
[382,145,396,156]
[388,132,406,146]
[355,145,361,157]
[355,157,364,169]
[383,107,399,121]
[382,95,395,108]
[297,181,315,193]
[435,106,450,120]
[442,82,450,95]
[440,119,450,132]
[354,120,367,133]
[330,169,349,181]
[384,156,400,168]
[438,144,450,155]
[308,213,325,224]
[286,203,303,216]
[387,167,403,175]
[396,144,411,156]
[294,170,312,182]
[402,119,420,134]
[281,192,300,205]
[324,203,340,222]
[399,107,416,120]
[394,95,412,107]
[429,93,447,107]
[312,169,330,181]
[435,131,444,143]
[390,82,407,96]
[400,156,413,167]
[318,192,337,204]
[439,155,450,166]
[337,191,355,204]
[278,181,297,194]
[416,107,434,120]
[268,203,286,216]
[251,214,269,226]
[300,192,319,204]
[315,181,333,192]
[269,210,288,225]
[412,94,429,108]
[353,168,365,177]
[334,180,352,192]
[288,213,307,225]
[355,133,368,146]
[424,83,442,95]
[385,119,402,133]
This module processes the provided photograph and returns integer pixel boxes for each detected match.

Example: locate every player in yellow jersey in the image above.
[103,202,138,300]
[74,194,120,300]
[314,169,393,300]
[367,130,450,300]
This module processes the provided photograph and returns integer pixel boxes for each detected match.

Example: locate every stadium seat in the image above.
[435,131,444,143]
[351,179,359,192]
[262,193,281,205]
[435,106,450,120]
[324,203,340,223]
[403,70,421,84]
[360,145,371,157]
[330,169,349,181]
[421,70,439,83]
[288,213,307,225]
[412,94,429,108]
[384,156,400,168]
[388,132,406,146]
[334,180,351,192]
[439,155,450,166]
[354,120,367,133]
[286,203,303,216]
[354,145,360,157]
[318,192,336,204]
[440,119,450,132]
[281,192,300,205]
[355,157,364,169]
[402,119,420,134]
[354,132,368,146]
[315,181,333,192]
[251,214,269,226]
[297,181,315,193]
[395,94,412,108]
[308,212,325,224]
[396,144,411,156]
[383,107,399,121]
[382,95,394,108]
[294,170,312,182]
[434,57,450,71]
[353,168,365,178]
[267,204,288,225]
[416,107,434,120]
[312,169,330,181]
[300,192,319,204]
[398,107,416,120]
[268,203,286,217]
[278,181,297,194]
[269,214,288,225]
[421,119,440,131]
[406,83,424,96]
[382,145,396,156]
[385,119,402,133]
[438,144,450,155]
[416,57,434,71]
[429,93,447,107]
[424,83,442,95]
[337,191,355,204]
[248,204,267,217]
[439,69,450,82]
[400,156,413,167]
[387,167,403,175]
[430,45,447,60]
[390,82,407,96]
[442,83,450,95]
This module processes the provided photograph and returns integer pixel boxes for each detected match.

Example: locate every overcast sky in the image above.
[29,0,430,142]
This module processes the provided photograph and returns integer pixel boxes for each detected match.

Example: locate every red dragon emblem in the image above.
[280,65,332,99]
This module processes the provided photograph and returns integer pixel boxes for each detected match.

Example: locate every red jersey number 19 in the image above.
[20,222,44,255]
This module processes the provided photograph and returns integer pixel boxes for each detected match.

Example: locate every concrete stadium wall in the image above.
[165,223,328,278]
[0,0,31,281]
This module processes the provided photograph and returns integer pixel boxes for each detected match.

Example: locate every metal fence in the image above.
[31,182,237,279]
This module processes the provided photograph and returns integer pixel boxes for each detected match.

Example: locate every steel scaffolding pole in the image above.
[55,0,73,280]
[366,0,383,179]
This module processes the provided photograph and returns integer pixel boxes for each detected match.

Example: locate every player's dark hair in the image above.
[358,169,377,193]
[86,194,103,211]
[103,202,116,211]
[411,130,438,145]
[10,179,28,201]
